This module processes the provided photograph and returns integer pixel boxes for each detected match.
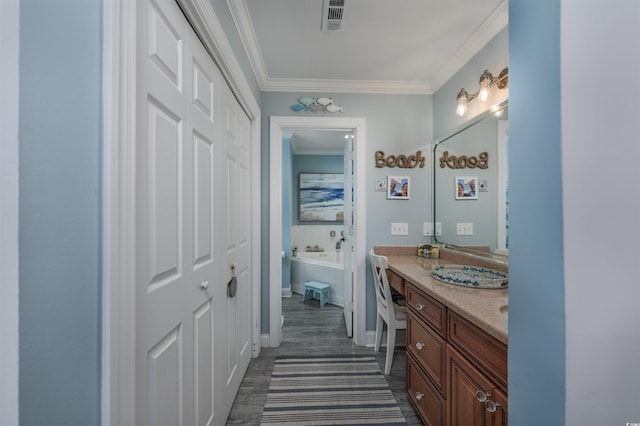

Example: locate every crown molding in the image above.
[430,0,509,92]
[226,0,269,88]
[261,78,433,95]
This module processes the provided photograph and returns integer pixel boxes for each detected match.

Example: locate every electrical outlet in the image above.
[391,222,409,236]
[423,222,433,236]
[456,222,474,236]
[435,222,442,236]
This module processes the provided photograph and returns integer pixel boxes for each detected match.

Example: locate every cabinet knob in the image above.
[415,392,424,400]
[200,280,209,289]
[415,342,425,350]
[485,400,500,413]
[416,303,424,311]
[475,390,490,403]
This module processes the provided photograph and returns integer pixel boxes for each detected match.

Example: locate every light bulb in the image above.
[479,85,489,102]
[478,70,493,102]
[456,89,469,117]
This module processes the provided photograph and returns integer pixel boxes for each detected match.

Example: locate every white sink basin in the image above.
[431,265,508,288]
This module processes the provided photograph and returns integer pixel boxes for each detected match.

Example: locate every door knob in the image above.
[475,390,490,403]
[485,400,500,413]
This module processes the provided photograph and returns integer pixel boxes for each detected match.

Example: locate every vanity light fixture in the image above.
[456,67,508,117]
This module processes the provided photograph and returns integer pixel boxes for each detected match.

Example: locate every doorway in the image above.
[269,116,367,347]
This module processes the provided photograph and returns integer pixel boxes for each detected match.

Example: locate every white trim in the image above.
[226,0,269,90]
[497,119,509,254]
[0,0,20,423]
[102,1,137,424]
[103,0,262,422]
[269,116,367,347]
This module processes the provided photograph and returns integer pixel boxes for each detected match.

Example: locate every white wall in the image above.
[0,0,20,424]
[562,1,640,424]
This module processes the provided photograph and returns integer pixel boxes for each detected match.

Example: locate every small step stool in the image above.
[303,281,331,308]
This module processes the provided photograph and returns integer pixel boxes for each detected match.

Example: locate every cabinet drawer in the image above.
[448,311,507,391]
[387,270,405,294]
[407,353,446,426]
[407,314,446,396]
[407,284,447,338]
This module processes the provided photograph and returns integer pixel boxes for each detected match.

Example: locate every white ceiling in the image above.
[227,0,508,153]
[286,129,352,155]
[228,0,508,94]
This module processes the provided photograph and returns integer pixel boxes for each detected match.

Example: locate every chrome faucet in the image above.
[336,236,345,250]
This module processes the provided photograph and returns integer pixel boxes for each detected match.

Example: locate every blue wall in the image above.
[509,0,565,424]
[19,0,103,424]
[260,92,434,333]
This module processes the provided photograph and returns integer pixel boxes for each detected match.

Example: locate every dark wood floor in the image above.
[226,293,422,425]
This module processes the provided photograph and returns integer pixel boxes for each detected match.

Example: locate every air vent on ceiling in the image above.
[322,0,345,32]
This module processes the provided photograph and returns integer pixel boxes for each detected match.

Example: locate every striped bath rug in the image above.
[260,353,407,425]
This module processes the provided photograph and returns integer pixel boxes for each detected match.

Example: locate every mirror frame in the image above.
[432,100,509,264]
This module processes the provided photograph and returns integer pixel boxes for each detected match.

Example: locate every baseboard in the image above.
[282,287,292,297]
[364,331,377,347]
[364,329,407,348]
[261,334,270,348]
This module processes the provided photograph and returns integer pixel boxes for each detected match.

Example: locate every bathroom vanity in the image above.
[376,246,508,426]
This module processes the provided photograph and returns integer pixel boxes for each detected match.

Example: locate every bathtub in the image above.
[290,251,348,307]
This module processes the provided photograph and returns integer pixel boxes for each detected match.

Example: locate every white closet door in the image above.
[135,0,251,424]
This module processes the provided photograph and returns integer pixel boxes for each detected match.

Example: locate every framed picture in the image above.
[387,176,410,199]
[455,176,478,200]
[299,173,344,222]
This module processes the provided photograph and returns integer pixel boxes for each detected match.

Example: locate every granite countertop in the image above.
[380,250,508,344]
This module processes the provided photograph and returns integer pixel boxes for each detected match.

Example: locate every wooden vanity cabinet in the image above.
[405,282,508,426]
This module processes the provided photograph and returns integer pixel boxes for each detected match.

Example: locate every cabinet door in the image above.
[407,354,446,426]
[448,346,507,426]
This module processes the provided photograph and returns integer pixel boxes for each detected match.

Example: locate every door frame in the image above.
[102,0,261,424]
[269,116,367,347]
[0,0,19,423]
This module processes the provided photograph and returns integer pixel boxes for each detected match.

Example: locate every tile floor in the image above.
[226,293,422,425]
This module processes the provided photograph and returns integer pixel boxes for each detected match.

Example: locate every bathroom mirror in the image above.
[432,100,509,263]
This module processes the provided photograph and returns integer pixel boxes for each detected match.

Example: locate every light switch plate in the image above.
[391,222,409,236]
[435,222,442,236]
[423,222,433,236]
[456,222,474,235]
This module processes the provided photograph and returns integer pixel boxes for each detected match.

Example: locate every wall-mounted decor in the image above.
[387,176,410,200]
[439,151,488,169]
[299,173,344,222]
[375,150,426,168]
[455,176,478,200]
[290,96,343,113]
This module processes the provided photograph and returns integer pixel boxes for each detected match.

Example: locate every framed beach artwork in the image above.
[387,176,410,200]
[299,173,345,222]
[455,176,478,200]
